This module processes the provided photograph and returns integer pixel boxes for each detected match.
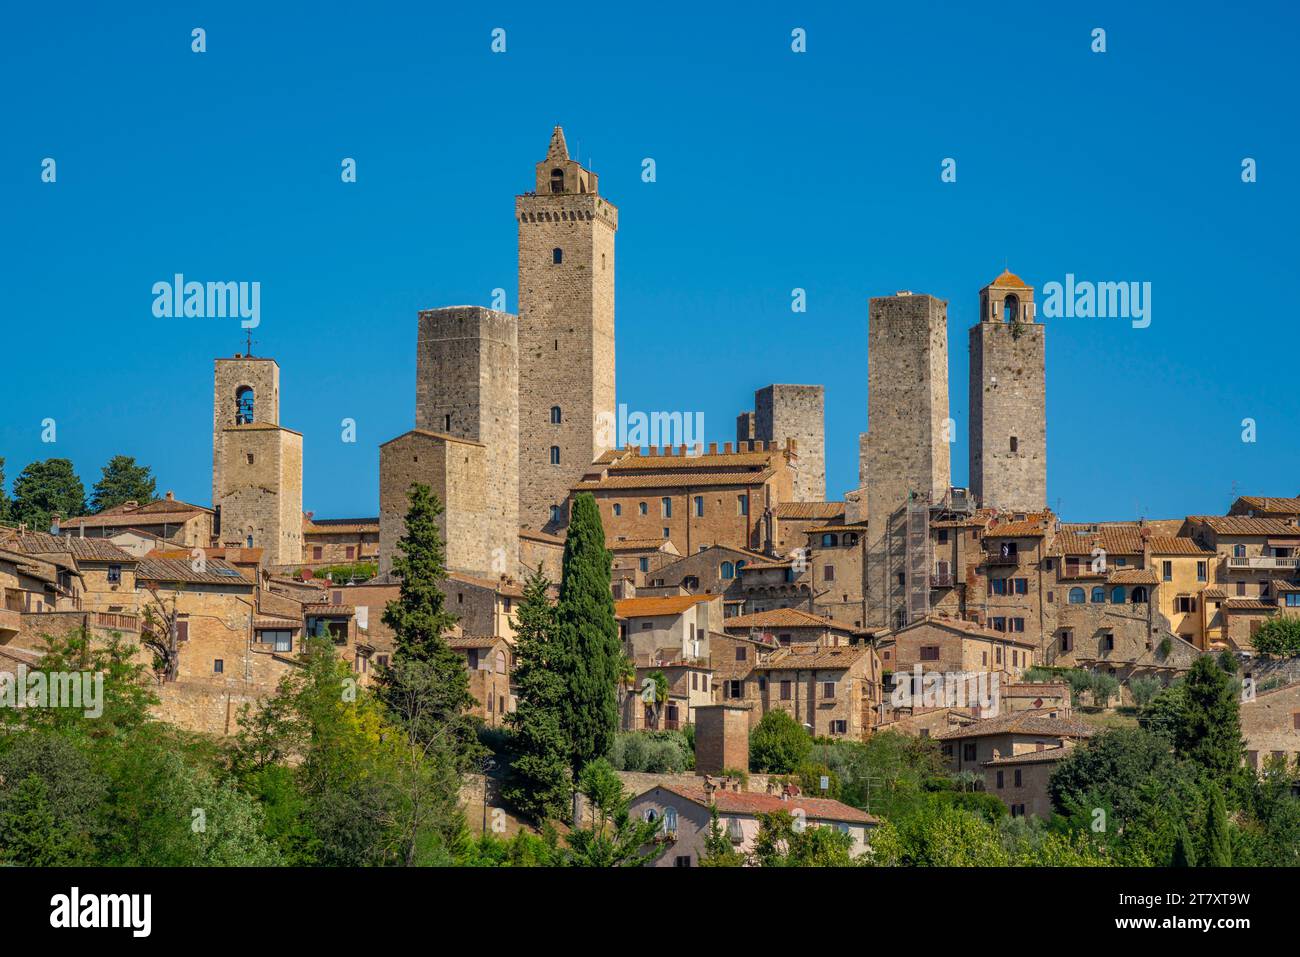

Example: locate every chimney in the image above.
[723,442,733,454]
[164,490,175,502]
[992,748,1002,761]
[708,442,718,454]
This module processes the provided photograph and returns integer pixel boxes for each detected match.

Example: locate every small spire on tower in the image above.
[547,125,569,161]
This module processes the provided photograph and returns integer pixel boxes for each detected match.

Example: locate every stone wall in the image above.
[212,356,279,506]
[217,423,303,565]
[754,385,826,503]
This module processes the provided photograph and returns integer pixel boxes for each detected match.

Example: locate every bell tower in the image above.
[969,270,1047,512]
[516,126,618,531]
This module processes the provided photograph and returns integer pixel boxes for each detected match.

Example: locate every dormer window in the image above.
[550,168,564,193]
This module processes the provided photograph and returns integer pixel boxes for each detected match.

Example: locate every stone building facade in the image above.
[414,305,520,577]
[969,271,1047,512]
[750,384,826,503]
[517,126,617,532]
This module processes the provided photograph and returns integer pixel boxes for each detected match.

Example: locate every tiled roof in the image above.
[607,538,675,551]
[607,451,778,471]
[519,528,565,545]
[1109,568,1159,585]
[135,557,253,586]
[893,615,1038,647]
[805,523,868,535]
[445,572,526,597]
[1234,496,1300,515]
[1223,599,1275,612]
[983,520,1046,538]
[574,470,774,491]
[775,502,845,521]
[615,594,714,618]
[1055,527,1146,555]
[753,645,872,671]
[1187,515,1300,537]
[2,531,135,563]
[983,744,1074,767]
[933,709,1096,741]
[1202,587,1227,599]
[654,785,878,825]
[988,269,1029,289]
[304,517,379,534]
[1146,536,1215,556]
[447,635,511,650]
[723,608,847,630]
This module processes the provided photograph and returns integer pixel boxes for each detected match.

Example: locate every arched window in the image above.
[495,650,506,674]
[1131,586,1149,603]
[550,168,564,193]
[1003,294,1019,322]
[663,806,678,834]
[550,405,562,424]
[612,503,621,517]
[235,386,254,424]
[1110,586,1126,604]
[822,534,838,547]
[720,562,735,580]
[735,560,746,573]
[552,248,563,265]
[1090,586,1105,604]
[642,807,658,823]
[1069,587,1085,604]
[845,533,858,546]
[549,446,560,465]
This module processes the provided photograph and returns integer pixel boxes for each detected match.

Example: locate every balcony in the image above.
[94,611,139,632]
[1226,556,1299,571]
[984,553,1020,566]
[930,573,955,588]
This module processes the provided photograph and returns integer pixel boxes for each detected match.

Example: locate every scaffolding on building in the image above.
[905,496,931,624]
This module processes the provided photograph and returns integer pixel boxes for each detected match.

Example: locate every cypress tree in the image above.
[503,566,572,821]
[554,492,620,778]
[1175,656,1245,791]
[1171,820,1197,867]
[1204,787,1233,867]
[377,484,480,768]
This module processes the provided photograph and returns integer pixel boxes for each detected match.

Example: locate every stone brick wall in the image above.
[864,293,951,629]
[415,306,520,577]
[516,132,617,532]
[378,431,487,577]
[212,356,280,506]
[1241,682,1300,768]
[694,704,752,775]
[217,423,303,565]
[755,385,825,503]
[969,281,1046,512]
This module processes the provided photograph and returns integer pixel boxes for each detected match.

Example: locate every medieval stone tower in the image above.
[752,384,825,503]
[211,355,303,565]
[863,293,951,629]
[516,126,618,531]
[413,305,520,577]
[969,270,1046,512]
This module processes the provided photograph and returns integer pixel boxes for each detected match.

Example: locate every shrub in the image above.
[750,710,812,773]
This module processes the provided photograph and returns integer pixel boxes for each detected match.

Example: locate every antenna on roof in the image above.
[244,328,257,357]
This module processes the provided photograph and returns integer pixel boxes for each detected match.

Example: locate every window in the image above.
[1068,587,1085,604]
[1061,630,1073,652]
[107,564,121,584]
[823,565,835,582]
[990,617,1006,632]
[720,561,735,579]
[674,856,691,868]
[1287,593,1300,608]
[549,505,561,524]
[176,621,189,642]
[990,578,1007,596]
[693,495,704,517]
[638,557,649,573]
[735,646,747,661]
[235,386,255,424]
[822,680,836,698]
[1102,632,1115,652]
[245,452,254,465]
[962,742,977,761]
[920,645,940,661]
[1014,578,1029,595]
[550,405,562,424]
[1011,804,1025,818]
[1162,560,1173,582]
[1014,769,1023,787]
[262,630,293,652]
[1175,595,1197,613]
[726,680,742,699]
[1110,586,1126,604]
[780,680,792,700]
[313,546,323,559]
[213,659,224,674]
[549,446,560,465]
[737,495,749,516]
[1197,560,1207,582]
[1003,294,1019,322]
[662,527,670,538]
[822,534,838,547]
[938,529,949,544]
[638,501,648,516]
[612,503,621,516]
[552,247,563,264]
[1234,544,1247,558]
[1010,436,1019,453]
[345,546,354,559]
[550,168,565,192]
[1090,586,1105,603]
[661,497,672,518]
[1010,618,1025,633]
[1132,586,1149,603]
[831,720,847,734]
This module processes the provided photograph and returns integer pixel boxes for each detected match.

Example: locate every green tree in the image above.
[0,456,10,521]
[749,809,861,867]
[90,455,157,513]
[11,458,86,530]
[0,734,105,865]
[377,484,480,770]
[1127,675,1162,708]
[1171,819,1197,867]
[1175,655,1245,791]
[554,492,621,778]
[503,566,572,822]
[561,758,659,867]
[1203,786,1233,867]
[698,805,744,867]
[1251,616,1300,657]
[749,709,812,773]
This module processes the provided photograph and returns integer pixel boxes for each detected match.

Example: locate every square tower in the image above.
[754,384,826,502]
[516,126,618,532]
[415,305,520,577]
[212,355,280,505]
[216,423,303,565]
[379,430,488,578]
[864,292,951,629]
[969,271,1046,512]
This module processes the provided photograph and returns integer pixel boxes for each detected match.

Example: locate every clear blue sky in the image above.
[3,1,1297,522]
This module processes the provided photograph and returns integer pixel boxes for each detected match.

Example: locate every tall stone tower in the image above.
[969,271,1046,512]
[754,384,826,502]
[516,126,618,531]
[414,305,520,577]
[211,355,302,565]
[863,293,951,630]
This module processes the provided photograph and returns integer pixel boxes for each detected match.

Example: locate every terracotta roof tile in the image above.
[136,557,253,586]
[934,709,1095,741]
[775,502,845,521]
[723,608,847,630]
[1187,515,1300,537]
[752,645,872,670]
[653,785,878,825]
[615,595,714,617]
